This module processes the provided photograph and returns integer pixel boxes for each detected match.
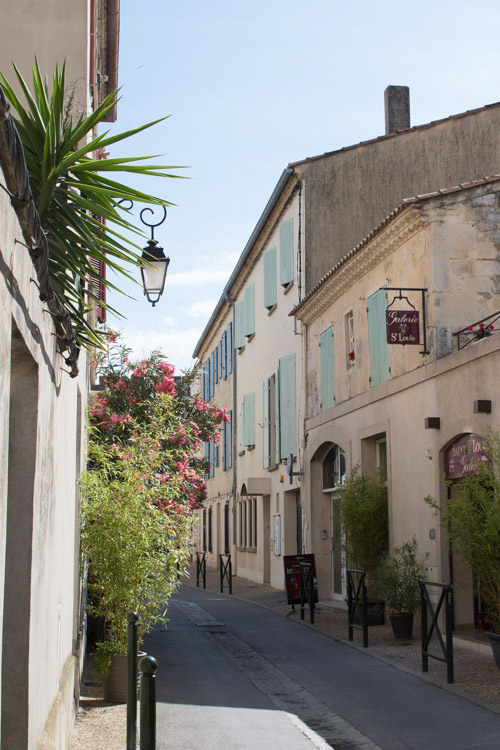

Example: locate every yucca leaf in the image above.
[0,60,183,349]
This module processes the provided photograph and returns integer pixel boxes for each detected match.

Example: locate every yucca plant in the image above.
[0,60,183,349]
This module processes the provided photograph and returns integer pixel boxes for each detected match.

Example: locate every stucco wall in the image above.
[0,174,87,748]
[295,104,500,293]
[299,182,500,605]
[0,0,90,115]
[303,184,500,421]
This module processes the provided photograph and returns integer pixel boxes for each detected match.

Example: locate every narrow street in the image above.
[142,585,500,750]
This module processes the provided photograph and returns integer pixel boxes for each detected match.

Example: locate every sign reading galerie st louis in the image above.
[386,309,420,345]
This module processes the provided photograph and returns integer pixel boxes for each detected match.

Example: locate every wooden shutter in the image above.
[279,219,294,286]
[235,300,245,349]
[263,378,270,469]
[244,284,255,337]
[215,348,218,384]
[210,352,215,396]
[243,393,255,447]
[202,367,206,402]
[204,441,210,479]
[89,256,106,323]
[222,330,227,380]
[274,368,281,466]
[227,410,233,468]
[368,289,391,387]
[320,327,335,411]
[279,354,296,458]
[263,247,277,309]
[228,323,233,373]
[222,420,227,471]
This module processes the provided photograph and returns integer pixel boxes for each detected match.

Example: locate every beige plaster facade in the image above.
[194,174,306,590]
[0,173,88,748]
[195,91,500,598]
[293,179,500,628]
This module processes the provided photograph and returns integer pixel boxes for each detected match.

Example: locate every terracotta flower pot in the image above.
[103,651,146,704]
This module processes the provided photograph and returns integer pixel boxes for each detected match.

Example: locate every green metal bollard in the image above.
[140,655,158,750]
[127,611,138,750]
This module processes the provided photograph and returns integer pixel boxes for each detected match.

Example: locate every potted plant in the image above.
[80,338,227,700]
[340,466,389,625]
[376,537,427,640]
[425,434,500,666]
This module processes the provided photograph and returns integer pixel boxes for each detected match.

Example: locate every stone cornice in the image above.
[294,206,426,325]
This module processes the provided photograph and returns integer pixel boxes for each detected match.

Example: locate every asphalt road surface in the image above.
[142,585,500,749]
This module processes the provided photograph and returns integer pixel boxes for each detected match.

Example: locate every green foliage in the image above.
[376,537,426,615]
[81,334,226,674]
[425,435,500,633]
[0,60,183,349]
[340,466,389,597]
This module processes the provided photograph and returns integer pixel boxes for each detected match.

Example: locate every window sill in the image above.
[282,281,294,295]
[266,304,277,316]
[237,345,245,354]
[245,444,255,451]
[246,333,255,343]
[238,450,246,457]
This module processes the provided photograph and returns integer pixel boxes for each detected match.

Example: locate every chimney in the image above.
[384,86,410,135]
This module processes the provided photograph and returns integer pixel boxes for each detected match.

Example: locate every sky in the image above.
[106,0,500,371]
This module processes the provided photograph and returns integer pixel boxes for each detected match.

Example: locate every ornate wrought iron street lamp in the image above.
[139,206,170,307]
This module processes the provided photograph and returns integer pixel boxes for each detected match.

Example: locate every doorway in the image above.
[1,325,38,749]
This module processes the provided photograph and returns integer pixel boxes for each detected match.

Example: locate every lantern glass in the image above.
[140,240,170,305]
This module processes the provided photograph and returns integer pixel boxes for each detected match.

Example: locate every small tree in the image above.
[81,334,226,673]
[376,537,426,615]
[340,465,388,598]
[425,434,500,633]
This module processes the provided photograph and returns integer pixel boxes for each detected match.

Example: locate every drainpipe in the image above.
[223,290,238,570]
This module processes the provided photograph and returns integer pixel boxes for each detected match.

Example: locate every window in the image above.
[368,289,390,387]
[345,310,355,368]
[279,219,294,287]
[208,506,213,552]
[322,444,346,489]
[263,247,277,309]
[320,326,335,412]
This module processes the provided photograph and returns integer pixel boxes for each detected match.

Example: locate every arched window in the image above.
[323,444,346,489]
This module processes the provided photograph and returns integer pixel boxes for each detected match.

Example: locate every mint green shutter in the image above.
[263,379,270,468]
[280,219,294,286]
[235,300,245,349]
[274,369,280,466]
[244,284,255,337]
[279,354,296,458]
[263,247,277,308]
[243,393,255,446]
[368,289,390,387]
[320,327,335,411]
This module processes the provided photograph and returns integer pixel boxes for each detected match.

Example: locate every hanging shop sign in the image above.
[386,309,420,345]
[444,433,487,479]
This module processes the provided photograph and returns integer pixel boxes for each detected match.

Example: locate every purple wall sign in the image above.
[386,309,420,345]
[444,433,486,479]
